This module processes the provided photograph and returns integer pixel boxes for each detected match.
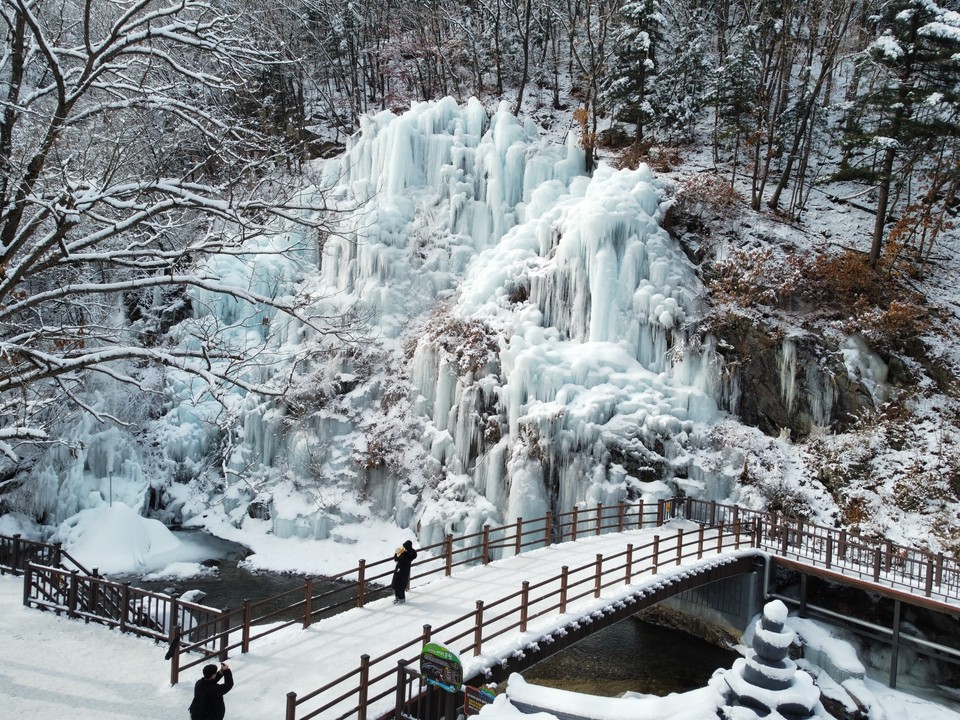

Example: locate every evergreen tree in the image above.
[712,27,763,184]
[602,0,666,145]
[843,0,960,264]
[651,15,714,145]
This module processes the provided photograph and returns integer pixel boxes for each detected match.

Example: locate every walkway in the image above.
[208,520,740,720]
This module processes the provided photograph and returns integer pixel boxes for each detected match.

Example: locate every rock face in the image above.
[722,600,821,719]
[710,317,876,439]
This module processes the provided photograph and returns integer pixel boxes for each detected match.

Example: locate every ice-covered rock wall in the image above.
[21,98,884,548]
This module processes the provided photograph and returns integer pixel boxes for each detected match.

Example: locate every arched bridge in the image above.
[8,499,960,720]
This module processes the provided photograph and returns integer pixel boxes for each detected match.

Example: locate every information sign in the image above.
[463,685,496,715]
[419,642,463,693]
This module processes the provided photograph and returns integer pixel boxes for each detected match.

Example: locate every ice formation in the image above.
[11,98,863,548]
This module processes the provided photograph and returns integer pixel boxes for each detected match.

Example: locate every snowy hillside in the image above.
[2,96,958,563]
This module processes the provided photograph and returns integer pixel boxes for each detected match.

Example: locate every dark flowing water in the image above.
[521,617,740,697]
[120,532,736,695]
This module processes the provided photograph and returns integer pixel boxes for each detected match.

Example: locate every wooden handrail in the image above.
[11,497,958,719]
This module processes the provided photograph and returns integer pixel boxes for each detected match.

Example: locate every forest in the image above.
[1,0,958,491]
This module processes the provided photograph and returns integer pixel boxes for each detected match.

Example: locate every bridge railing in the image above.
[284,516,755,720]
[0,533,91,576]
[10,498,958,718]
[22,562,223,651]
[678,499,958,604]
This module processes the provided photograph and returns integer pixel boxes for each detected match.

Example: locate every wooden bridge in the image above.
[3,498,959,720]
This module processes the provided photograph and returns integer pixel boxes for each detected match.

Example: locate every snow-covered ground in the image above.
[2,509,958,720]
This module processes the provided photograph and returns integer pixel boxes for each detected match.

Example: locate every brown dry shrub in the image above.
[427,317,500,376]
[785,250,929,351]
[615,142,680,172]
[674,172,743,221]
[842,496,870,528]
[705,246,804,308]
[792,250,887,307]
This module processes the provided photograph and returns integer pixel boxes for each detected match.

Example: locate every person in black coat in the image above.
[189,662,234,720]
[391,539,417,604]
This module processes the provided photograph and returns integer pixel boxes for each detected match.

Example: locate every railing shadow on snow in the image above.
[4,497,958,719]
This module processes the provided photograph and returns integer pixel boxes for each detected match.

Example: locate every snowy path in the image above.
[2,520,745,720]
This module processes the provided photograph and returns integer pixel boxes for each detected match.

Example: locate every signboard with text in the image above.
[420,643,463,693]
[463,685,497,715]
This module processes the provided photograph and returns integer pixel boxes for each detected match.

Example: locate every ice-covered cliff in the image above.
[8,98,890,550]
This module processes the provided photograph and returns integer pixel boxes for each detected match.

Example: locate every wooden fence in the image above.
[6,497,959,720]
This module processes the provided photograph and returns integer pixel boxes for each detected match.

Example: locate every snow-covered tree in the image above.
[0,0,343,463]
[650,13,713,145]
[842,0,960,264]
[602,0,665,144]
[712,27,763,183]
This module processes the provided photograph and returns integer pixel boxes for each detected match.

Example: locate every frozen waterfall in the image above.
[18,98,745,548]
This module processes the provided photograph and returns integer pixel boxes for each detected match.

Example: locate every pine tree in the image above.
[843,0,960,264]
[651,15,714,145]
[602,0,666,145]
[712,27,763,184]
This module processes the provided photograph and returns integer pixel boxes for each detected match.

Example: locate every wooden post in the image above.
[356,560,366,608]
[68,570,79,618]
[873,548,882,583]
[393,661,408,720]
[357,654,370,720]
[839,529,847,559]
[22,562,32,607]
[482,526,490,564]
[87,568,99,621]
[515,519,522,556]
[889,600,902,688]
[652,536,660,574]
[170,593,181,643]
[596,503,603,536]
[572,507,579,542]
[218,608,230,661]
[474,601,484,653]
[626,544,634,585]
[935,553,944,587]
[925,559,934,597]
[422,624,432,645]
[825,535,833,570]
[168,625,181,685]
[594,554,602,597]
[617,501,625,533]
[544,513,552,547]
[733,505,740,538]
[638,499,645,529]
[885,541,893,574]
[753,520,762,549]
[709,500,717,527]
[717,521,725,553]
[520,581,529,632]
[12,534,21,572]
[676,528,684,565]
[445,534,454,575]
[799,574,808,618]
[685,496,693,520]
[242,600,252,653]
[119,582,130,633]
[303,578,313,628]
[697,525,704,559]
[780,523,789,556]
[656,499,664,527]
[560,566,569,613]
[285,692,297,720]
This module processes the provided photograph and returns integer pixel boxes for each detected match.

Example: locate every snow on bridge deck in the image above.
[209,520,752,720]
